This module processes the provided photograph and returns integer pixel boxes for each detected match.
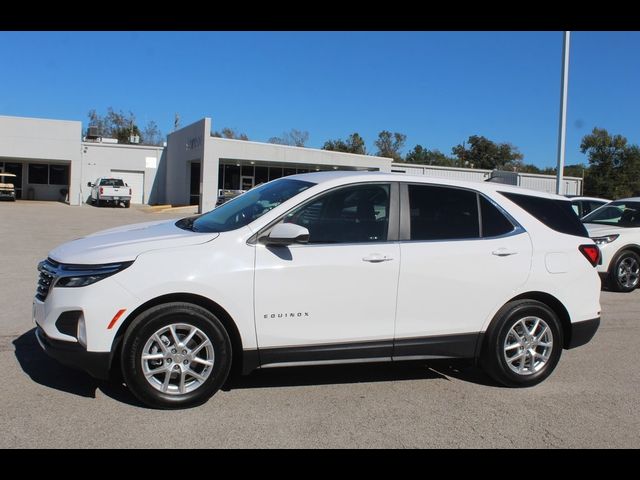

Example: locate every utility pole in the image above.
[556,31,571,195]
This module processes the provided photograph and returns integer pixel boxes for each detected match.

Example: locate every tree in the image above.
[212,127,249,140]
[374,131,406,161]
[141,120,164,146]
[452,135,523,170]
[87,108,142,144]
[268,128,309,147]
[580,128,632,198]
[403,145,454,166]
[322,133,367,155]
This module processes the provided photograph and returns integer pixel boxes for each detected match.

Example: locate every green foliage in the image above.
[452,135,523,170]
[580,128,638,198]
[375,131,406,161]
[212,127,249,140]
[403,145,455,166]
[322,133,367,155]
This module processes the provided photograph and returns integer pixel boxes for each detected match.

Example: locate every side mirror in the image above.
[87,182,93,187]
[262,223,309,246]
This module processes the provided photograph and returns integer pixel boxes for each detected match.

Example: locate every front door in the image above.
[254,182,400,365]
[393,183,532,358]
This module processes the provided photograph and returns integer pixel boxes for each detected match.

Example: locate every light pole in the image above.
[556,31,571,195]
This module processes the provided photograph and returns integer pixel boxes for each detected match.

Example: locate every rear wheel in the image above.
[480,300,563,387]
[608,250,640,292]
[124,200,131,208]
[121,302,232,409]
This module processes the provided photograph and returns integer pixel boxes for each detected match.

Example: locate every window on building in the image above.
[269,168,283,181]
[49,164,69,185]
[284,184,390,244]
[28,164,48,184]
[241,165,254,177]
[255,166,269,186]
[408,185,480,241]
[223,164,240,190]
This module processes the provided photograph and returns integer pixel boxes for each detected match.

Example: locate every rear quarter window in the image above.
[500,191,589,238]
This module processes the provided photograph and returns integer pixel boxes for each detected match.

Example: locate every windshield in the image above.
[582,201,640,228]
[190,178,315,233]
[100,178,125,187]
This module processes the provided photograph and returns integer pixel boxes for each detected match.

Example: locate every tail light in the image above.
[99,187,103,195]
[579,244,600,267]
[129,188,132,195]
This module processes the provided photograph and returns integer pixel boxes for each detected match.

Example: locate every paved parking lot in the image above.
[0,200,638,448]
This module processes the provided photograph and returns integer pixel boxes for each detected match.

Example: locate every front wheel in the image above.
[480,300,563,387]
[608,250,640,292]
[121,302,232,409]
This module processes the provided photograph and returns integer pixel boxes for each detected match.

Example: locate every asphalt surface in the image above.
[0,200,638,448]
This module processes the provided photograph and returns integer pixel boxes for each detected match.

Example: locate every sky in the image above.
[1,31,639,168]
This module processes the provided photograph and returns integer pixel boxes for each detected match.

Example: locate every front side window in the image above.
[191,178,314,233]
[283,184,390,244]
[582,201,640,228]
[408,185,479,240]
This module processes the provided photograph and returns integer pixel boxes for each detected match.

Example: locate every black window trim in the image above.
[249,181,400,246]
[399,182,525,243]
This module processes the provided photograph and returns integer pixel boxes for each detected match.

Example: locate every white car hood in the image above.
[584,223,628,237]
[49,218,219,264]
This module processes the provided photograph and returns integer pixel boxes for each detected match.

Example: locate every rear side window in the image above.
[480,196,516,237]
[500,191,588,237]
[408,185,479,240]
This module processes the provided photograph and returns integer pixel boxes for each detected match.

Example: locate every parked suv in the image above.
[582,198,640,292]
[34,172,601,408]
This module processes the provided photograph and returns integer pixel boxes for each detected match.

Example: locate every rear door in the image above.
[393,183,532,358]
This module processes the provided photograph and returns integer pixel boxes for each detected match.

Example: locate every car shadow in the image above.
[14,328,501,407]
[13,329,143,407]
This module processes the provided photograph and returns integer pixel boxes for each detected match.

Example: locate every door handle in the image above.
[363,254,394,263]
[492,248,518,257]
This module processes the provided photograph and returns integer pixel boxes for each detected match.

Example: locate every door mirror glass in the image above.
[87,182,93,187]
[263,223,309,246]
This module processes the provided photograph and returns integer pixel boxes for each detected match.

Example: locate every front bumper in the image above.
[35,326,111,379]
[567,317,600,349]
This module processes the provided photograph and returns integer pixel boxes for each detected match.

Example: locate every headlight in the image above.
[55,261,133,288]
[591,234,619,245]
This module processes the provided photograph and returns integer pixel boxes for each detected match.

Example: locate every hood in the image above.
[584,223,627,237]
[49,218,219,264]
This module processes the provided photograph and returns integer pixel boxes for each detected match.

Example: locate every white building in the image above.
[0,114,583,212]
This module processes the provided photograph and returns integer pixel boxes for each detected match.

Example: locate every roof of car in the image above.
[613,197,640,202]
[286,170,569,201]
[568,196,611,202]
[0,173,16,177]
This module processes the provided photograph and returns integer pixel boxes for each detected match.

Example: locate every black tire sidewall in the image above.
[483,301,563,387]
[121,303,232,409]
[609,250,640,292]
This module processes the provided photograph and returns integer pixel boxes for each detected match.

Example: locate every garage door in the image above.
[111,170,144,204]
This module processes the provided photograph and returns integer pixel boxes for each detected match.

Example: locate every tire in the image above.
[608,250,640,292]
[480,300,563,387]
[124,200,131,208]
[120,302,232,409]
[97,199,103,207]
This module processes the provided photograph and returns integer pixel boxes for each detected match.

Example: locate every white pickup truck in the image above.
[88,177,132,208]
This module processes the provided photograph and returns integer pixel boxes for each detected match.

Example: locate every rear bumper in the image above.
[567,317,600,349]
[35,326,111,379]
[99,196,130,201]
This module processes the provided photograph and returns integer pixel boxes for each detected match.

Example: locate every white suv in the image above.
[34,172,602,409]
[582,198,640,292]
